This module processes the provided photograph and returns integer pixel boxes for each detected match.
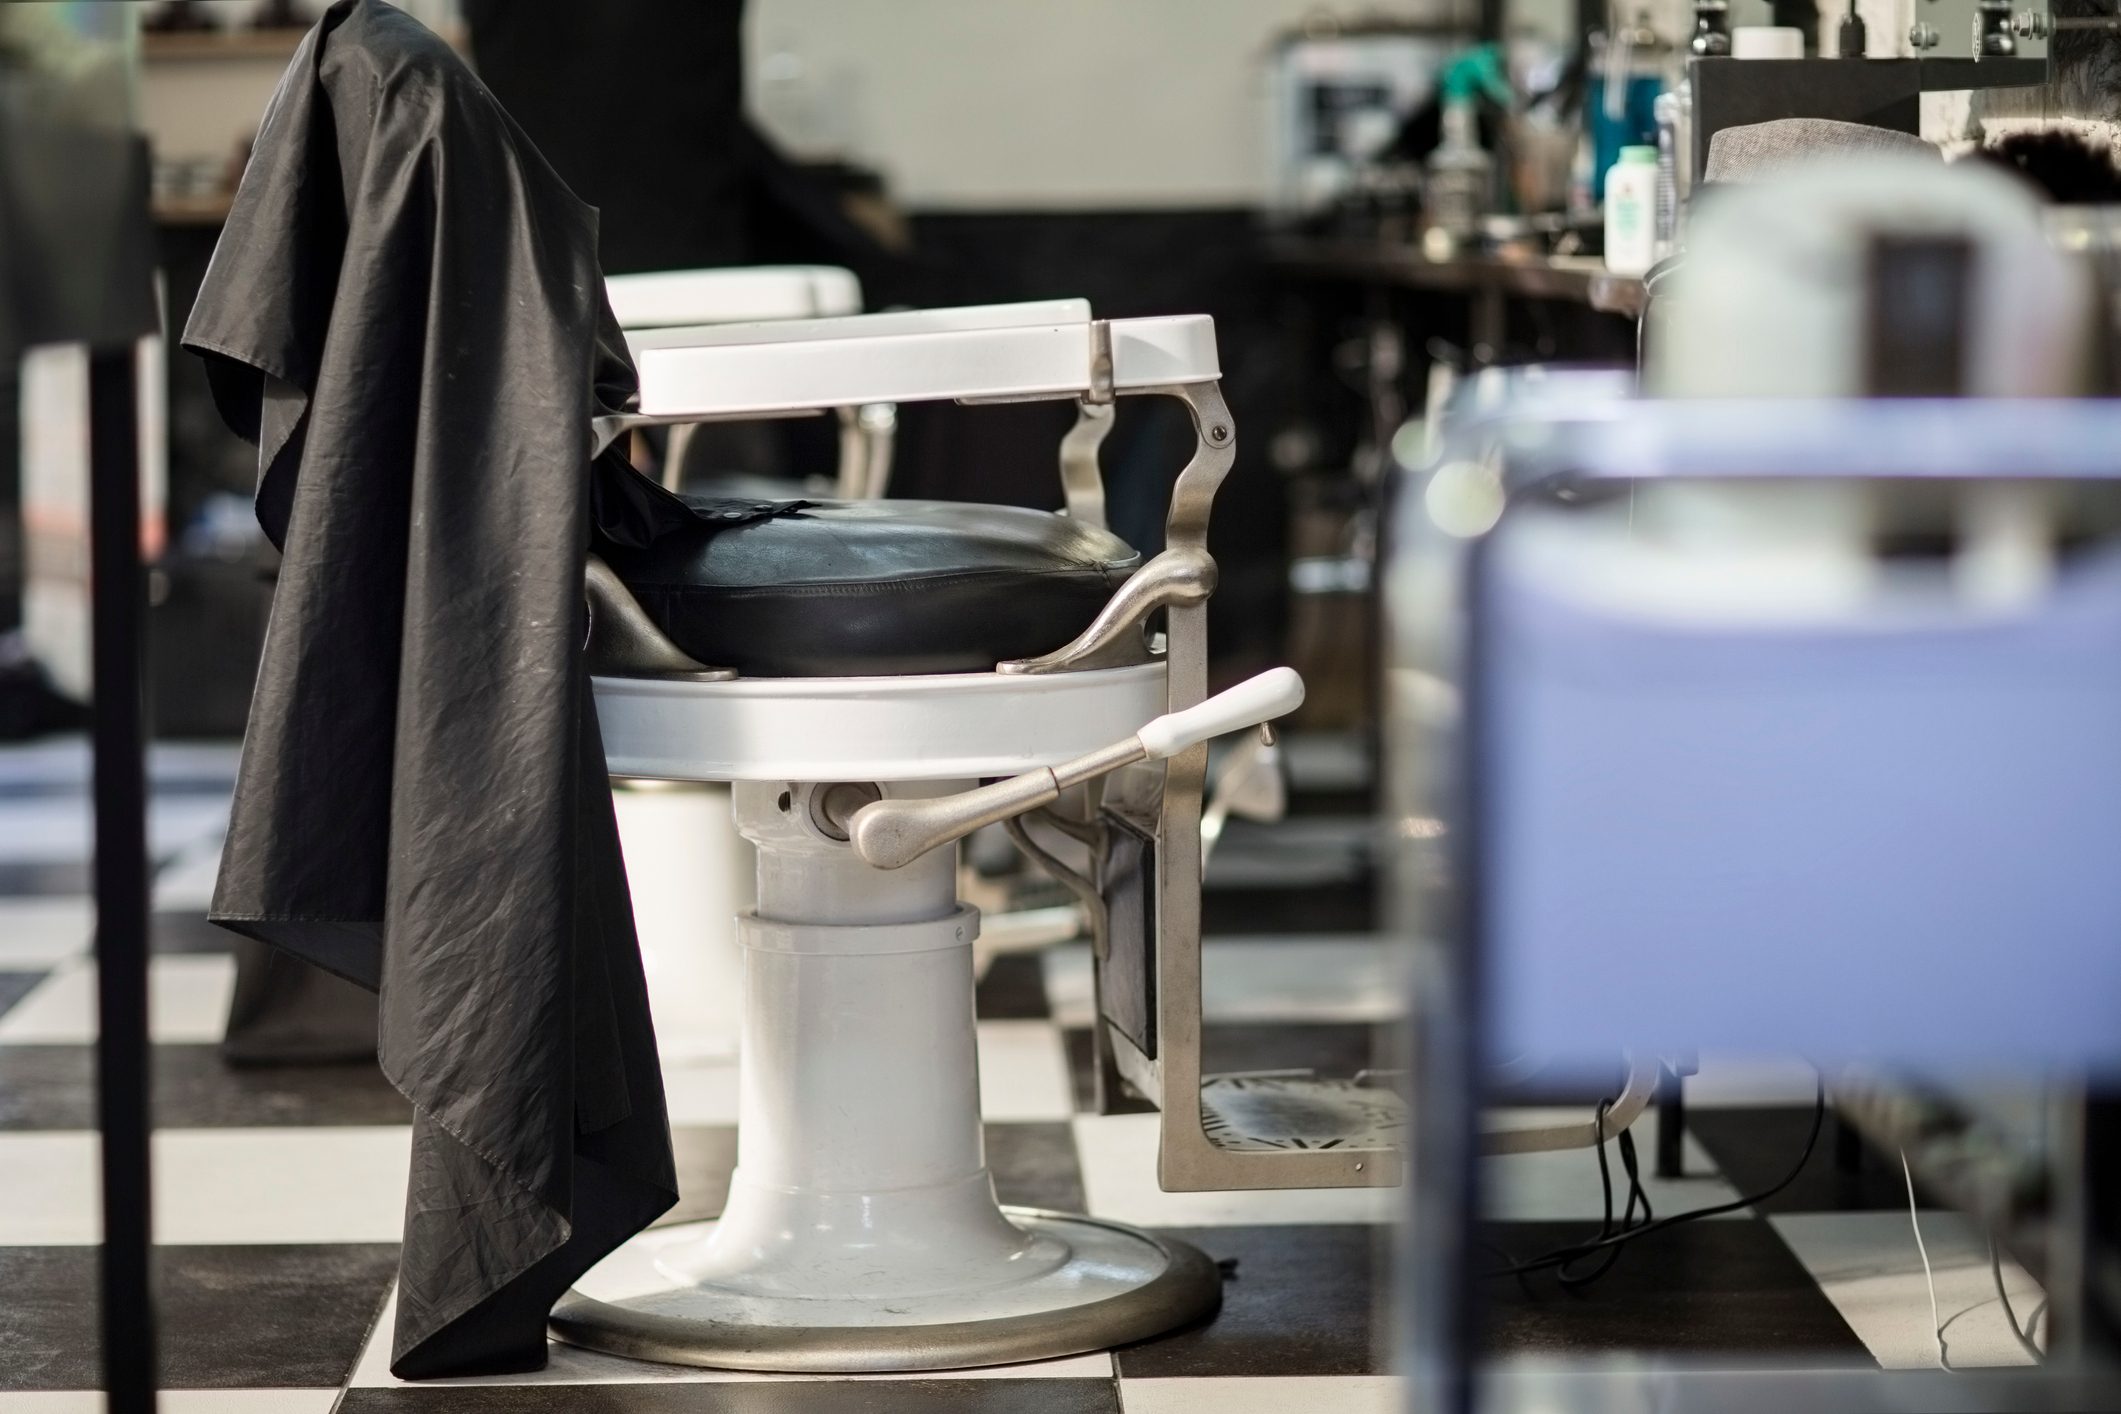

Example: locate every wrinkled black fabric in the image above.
[179,0,685,1378]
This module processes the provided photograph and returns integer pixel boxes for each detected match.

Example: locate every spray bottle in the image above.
[1425,45,1511,255]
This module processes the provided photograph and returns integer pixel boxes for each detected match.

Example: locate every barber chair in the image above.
[601,266,881,1062]
[556,300,1352,1368]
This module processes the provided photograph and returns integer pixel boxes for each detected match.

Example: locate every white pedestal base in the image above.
[612,783,752,1062]
[553,780,1218,1372]
[551,1209,1218,1372]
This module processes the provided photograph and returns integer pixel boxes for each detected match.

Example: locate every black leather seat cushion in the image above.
[602,499,1139,677]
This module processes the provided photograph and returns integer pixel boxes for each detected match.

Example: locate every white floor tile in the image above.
[1772,1210,2046,1369]
[349,1286,1113,1386]
[152,839,226,914]
[1278,731,1373,794]
[1041,944,1096,1028]
[1044,936,1399,1029]
[0,954,234,1044]
[1121,1376,1402,1414]
[0,1396,338,1413]
[1206,817,1372,889]
[157,1126,412,1244]
[660,1055,741,1127]
[1484,1107,1744,1221]
[1683,1055,1824,1109]
[1072,1112,1398,1226]
[0,1133,102,1244]
[0,795,228,866]
[0,800,88,863]
[977,1020,1073,1122]
[0,898,94,967]
[0,736,240,789]
[0,1127,412,1245]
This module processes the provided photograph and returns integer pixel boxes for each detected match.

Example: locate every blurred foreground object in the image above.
[0,9,163,1413]
[0,7,157,359]
[1655,151,2095,397]
[1391,145,2121,1414]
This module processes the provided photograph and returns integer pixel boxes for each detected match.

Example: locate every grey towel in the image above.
[1704,118,1939,184]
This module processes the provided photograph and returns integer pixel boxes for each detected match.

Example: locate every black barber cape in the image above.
[182,0,694,1378]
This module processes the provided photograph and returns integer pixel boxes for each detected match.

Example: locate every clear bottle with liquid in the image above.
[1426,95,1491,252]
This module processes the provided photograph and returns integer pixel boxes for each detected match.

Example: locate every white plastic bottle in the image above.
[1604,144,1660,276]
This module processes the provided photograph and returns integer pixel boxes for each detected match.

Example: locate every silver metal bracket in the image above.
[1122,380,1400,1191]
[996,546,1212,675]
[1058,401,1115,530]
[584,555,737,682]
[1087,320,1115,405]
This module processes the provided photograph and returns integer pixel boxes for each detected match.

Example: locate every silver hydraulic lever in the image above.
[847,667,1306,870]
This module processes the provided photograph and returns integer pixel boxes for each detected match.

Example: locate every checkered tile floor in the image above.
[0,735,2050,1411]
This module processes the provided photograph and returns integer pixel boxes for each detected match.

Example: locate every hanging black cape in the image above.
[181,0,691,1378]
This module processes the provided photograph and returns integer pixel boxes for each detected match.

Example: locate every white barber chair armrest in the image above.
[606,265,891,498]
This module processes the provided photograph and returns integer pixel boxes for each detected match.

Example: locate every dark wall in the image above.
[871,209,1297,677]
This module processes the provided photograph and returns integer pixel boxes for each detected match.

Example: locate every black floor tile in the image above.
[976,953,1050,1020]
[1685,1106,1909,1215]
[660,1122,1084,1227]
[1116,1224,1389,1378]
[0,861,90,898]
[0,971,41,1021]
[153,910,236,954]
[1478,1217,1872,1359]
[0,776,233,803]
[339,1379,1120,1412]
[1064,1022,1387,1115]
[0,1043,409,1129]
[1206,818,1373,890]
[1061,1029,1155,1116]
[0,1242,398,1389]
[0,782,79,803]
[988,1121,1087,1213]
[1201,883,1373,935]
[1285,789,1376,817]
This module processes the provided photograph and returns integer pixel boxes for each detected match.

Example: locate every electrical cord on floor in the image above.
[1990,1238,2048,1363]
[1901,1148,1953,1372]
[1483,1076,1827,1285]
[1553,1098,1654,1289]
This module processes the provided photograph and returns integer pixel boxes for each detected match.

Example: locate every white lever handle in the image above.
[847,667,1308,870]
[1136,667,1305,760]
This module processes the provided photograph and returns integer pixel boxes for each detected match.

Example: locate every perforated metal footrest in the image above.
[1198,1072,1408,1154]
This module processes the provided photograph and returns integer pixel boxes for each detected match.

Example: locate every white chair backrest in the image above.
[605,265,862,330]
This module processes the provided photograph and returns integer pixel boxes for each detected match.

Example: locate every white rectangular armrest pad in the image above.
[606,266,863,329]
[626,299,1092,353]
[627,304,1219,418]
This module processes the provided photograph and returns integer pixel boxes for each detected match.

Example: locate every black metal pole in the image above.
[88,344,157,1412]
[1655,1061,1685,1179]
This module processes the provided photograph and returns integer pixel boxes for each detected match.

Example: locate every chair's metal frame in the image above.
[594,299,1404,1195]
